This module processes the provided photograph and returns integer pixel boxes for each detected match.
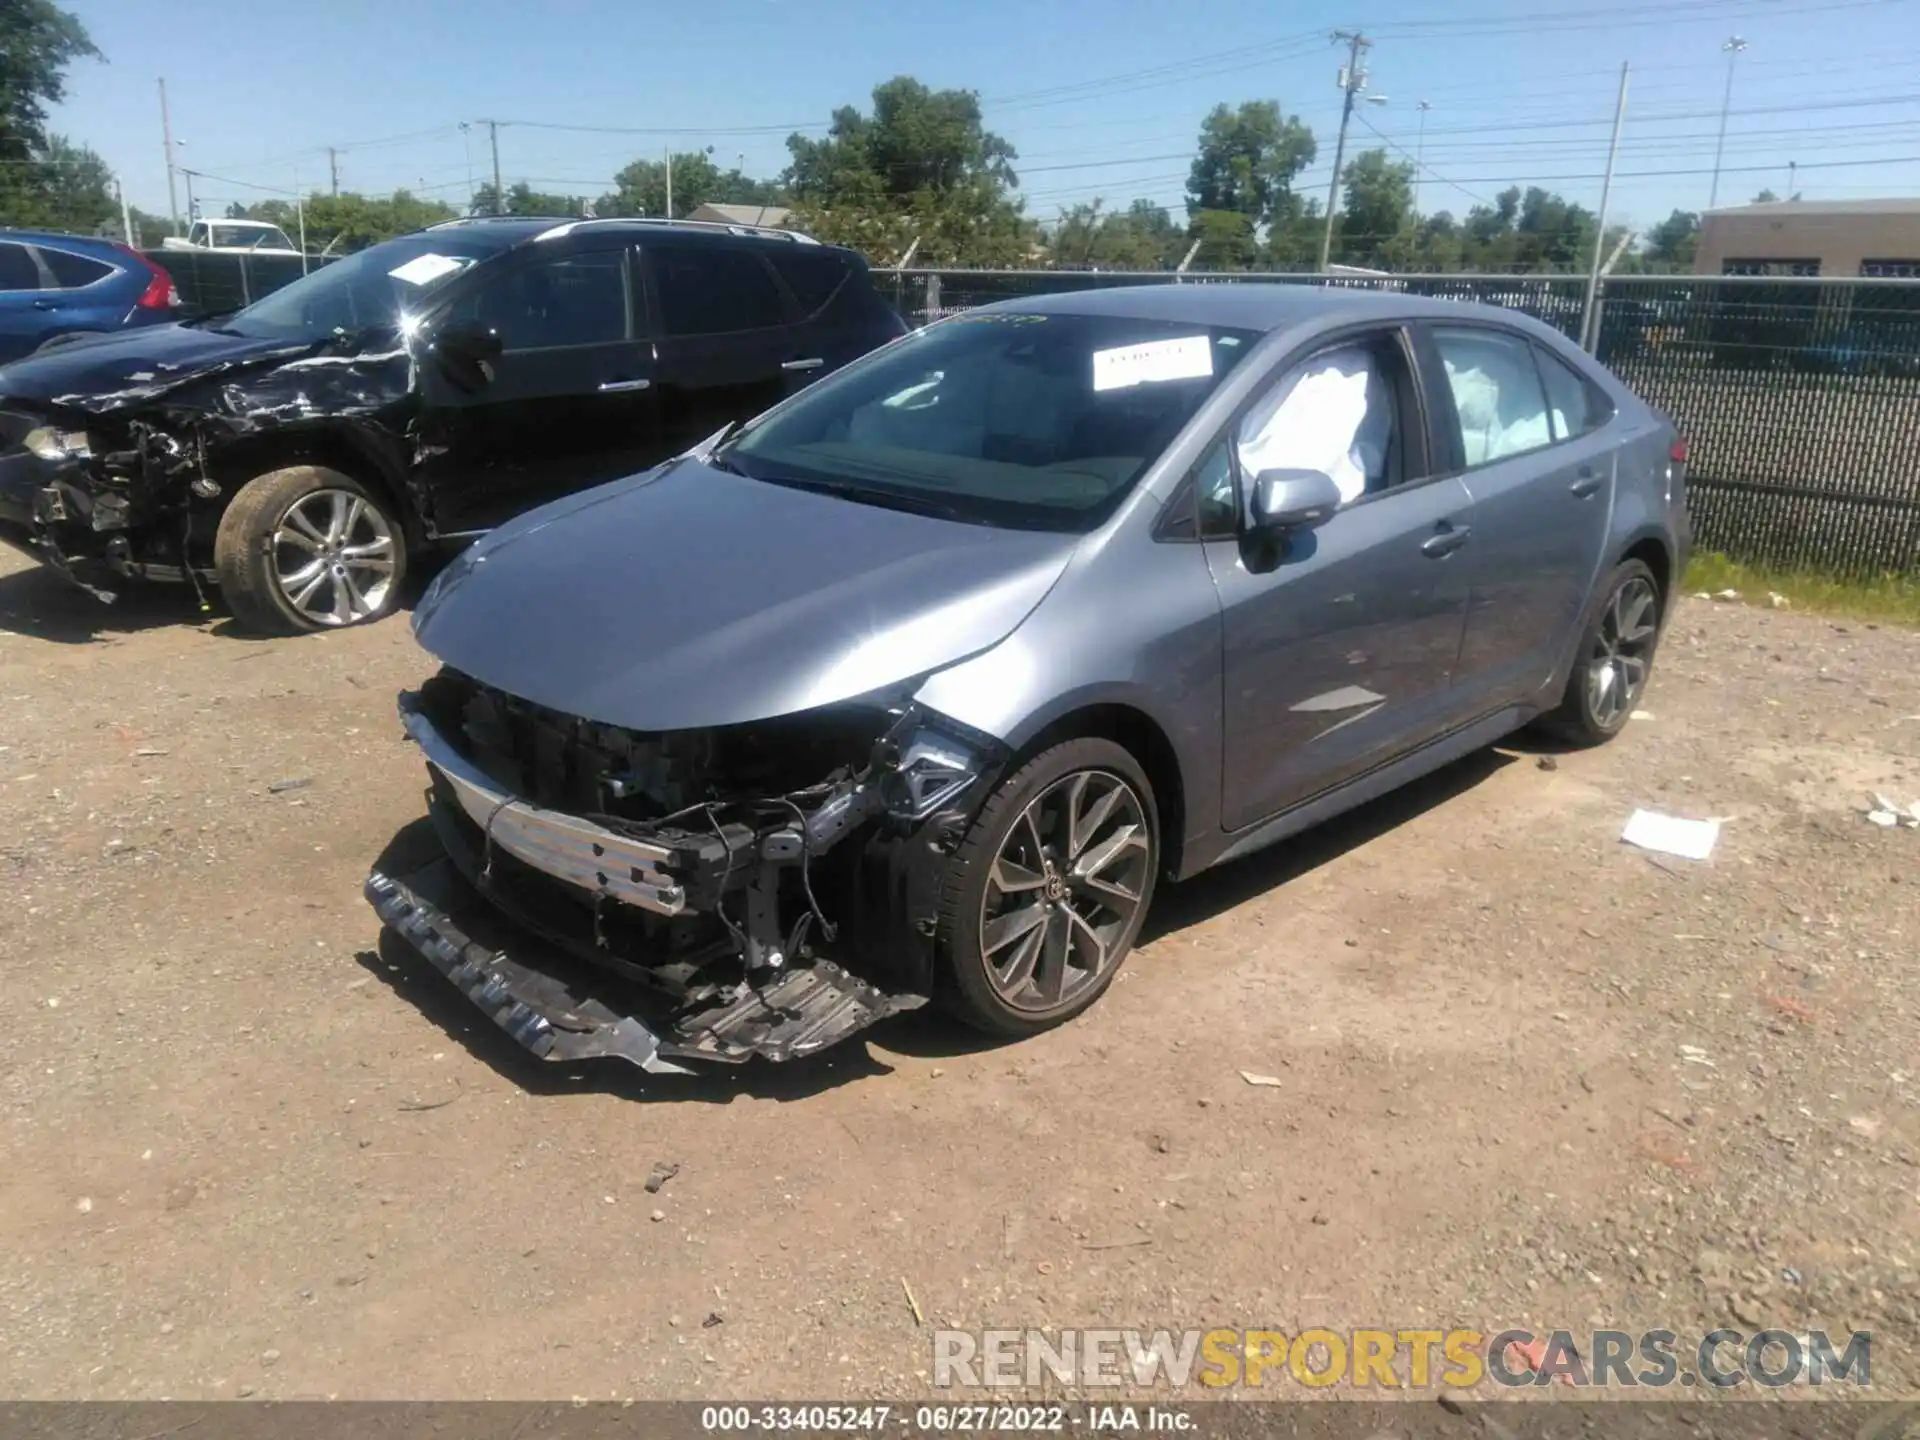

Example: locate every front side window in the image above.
[451,251,628,350]
[653,246,786,336]
[1235,343,1394,507]
[720,312,1260,532]
[1431,326,1552,466]
[0,242,40,292]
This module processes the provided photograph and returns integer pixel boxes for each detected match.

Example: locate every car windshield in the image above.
[720,311,1261,531]
[217,234,504,341]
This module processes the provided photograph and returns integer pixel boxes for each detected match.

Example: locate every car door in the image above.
[414,240,660,534]
[1203,324,1476,832]
[0,241,53,363]
[1422,323,1617,713]
[642,241,795,455]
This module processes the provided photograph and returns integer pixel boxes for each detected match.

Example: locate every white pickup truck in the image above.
[161,218,302,256]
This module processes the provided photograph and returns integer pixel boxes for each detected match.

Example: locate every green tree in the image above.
[598,152,784,219]
[238,190,458,253]
[1752,188,1779,203]
[1184,100,1316,227]
[1187,208,1258,270]
[782,76,1027,266]
[1050,197,1184,269]
[1641,208,1700,271]
[1413,211,1464,272]
[468,181,588,219]
[0,0,105,229]
[1334,149,1415,268]
[126,205,170,248]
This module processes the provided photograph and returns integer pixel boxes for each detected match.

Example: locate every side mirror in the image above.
[1249,468,1343,531]
[431,321,503,391]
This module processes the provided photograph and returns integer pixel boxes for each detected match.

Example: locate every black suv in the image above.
[0,217,904,631]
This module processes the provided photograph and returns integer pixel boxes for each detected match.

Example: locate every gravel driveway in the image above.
[1,546,1914,1400]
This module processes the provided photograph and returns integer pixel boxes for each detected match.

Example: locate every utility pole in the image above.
[665,145,674,219]
[488,120,503,214]
[116,177,134,247]
[1320,29,1371,272]
[158,77,180,235]
[1788,158,1797,200]
[1581,63,1631,354]
[182,168,197,223]
[1707,36,1747,211]
[327,146,339,196]
[1413,99,1432,215]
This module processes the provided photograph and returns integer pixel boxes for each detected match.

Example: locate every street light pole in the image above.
[1707,35,1747,211]
[1320,29,1372,272]
[1414,99,1431,214]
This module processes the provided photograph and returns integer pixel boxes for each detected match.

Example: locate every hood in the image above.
[412,457,1080,732]
[0,323,313,413]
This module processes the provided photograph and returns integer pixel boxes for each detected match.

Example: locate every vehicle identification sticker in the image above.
[1092,335,1214,391]
[388,253,468,287]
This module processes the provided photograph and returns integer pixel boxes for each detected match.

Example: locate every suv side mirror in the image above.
[1249,468,1343,530]
[432,321,504,391]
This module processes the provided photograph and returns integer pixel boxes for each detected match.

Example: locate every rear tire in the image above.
[934,738,1159,1037]
[214,466,406,635]
[1538,558,1662,747]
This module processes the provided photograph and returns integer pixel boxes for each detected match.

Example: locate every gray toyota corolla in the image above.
[366,284,1688,1073]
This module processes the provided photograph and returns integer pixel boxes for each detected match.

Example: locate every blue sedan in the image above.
[0,229,179,364]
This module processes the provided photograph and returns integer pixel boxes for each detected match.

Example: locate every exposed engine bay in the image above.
[367,666,1005,1071]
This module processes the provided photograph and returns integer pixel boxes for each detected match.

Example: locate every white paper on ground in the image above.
[1621,808,1721,861]
[388,252,468,287]
[1092,335,1213,392]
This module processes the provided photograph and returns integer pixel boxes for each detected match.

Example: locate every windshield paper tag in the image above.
[1092,335,1213,392]
[388,253,467,287]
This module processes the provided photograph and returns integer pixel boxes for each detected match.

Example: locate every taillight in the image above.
[115,243,179,310]
[1669,437,1689,464]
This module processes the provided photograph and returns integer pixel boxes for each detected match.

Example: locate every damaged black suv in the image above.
[0,216,903,631]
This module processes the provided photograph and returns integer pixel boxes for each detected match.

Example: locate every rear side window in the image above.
[40,246,115,289]
[772,250,850,316]
[0,242,40,292]
[652,246,786,336]
[1431,326,1552,466]
[1534,345,1608,441]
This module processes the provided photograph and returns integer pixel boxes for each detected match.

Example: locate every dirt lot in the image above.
[1,543,1916,1402]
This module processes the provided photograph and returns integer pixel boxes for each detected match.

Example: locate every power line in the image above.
[1354,114,1494,206]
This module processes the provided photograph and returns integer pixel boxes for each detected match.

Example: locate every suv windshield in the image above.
[218,234,505,341]
[722,312,1259,531]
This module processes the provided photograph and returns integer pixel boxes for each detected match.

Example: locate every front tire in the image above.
[1540,558,1662,746]
[214,466,406,634]
[935,738,1159,1037]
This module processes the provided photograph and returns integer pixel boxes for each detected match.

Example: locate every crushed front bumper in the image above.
[366,861,925,1073]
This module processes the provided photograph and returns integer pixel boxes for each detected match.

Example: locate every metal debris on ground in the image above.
[1621,809,1721,861]
[644,1161,681,1194]
[1630,709,1655,721]
[1679,1044,1716,1068]
[1864,793,1920,829]
[703,1311,724,1328]
[1239,1070,1285,1087]
[1082,1235,1155,1251]
[397,1079,462,1112]
[901,1276,924,1326]
[267,776,313,794]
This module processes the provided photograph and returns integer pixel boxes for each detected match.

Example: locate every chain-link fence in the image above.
[873,268,1920,577]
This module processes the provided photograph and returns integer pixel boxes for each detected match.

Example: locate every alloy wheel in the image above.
[978,769,1152,1013]
[271,488,397,627]
[1586,575,1659,729]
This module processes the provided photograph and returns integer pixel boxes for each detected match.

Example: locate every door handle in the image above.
[1421,523,1472,558]
[597,378,652,393]
[1570,467,1602,499]
[781,357,825,372]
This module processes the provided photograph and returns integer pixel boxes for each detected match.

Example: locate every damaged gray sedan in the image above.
[369,285,1688,1070]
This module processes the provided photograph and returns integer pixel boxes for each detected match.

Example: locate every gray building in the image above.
[1695,198,1920,278]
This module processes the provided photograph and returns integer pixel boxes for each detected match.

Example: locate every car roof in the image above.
[0,228,128,253]
[986,282,1570,341]
[426,215,834,252]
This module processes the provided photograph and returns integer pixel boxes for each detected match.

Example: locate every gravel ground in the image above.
[0,544,1915,1402]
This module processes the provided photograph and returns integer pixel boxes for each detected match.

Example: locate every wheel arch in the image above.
[207,424,418,547]
[1618,532,1673,616]
[1002,700,1190,880]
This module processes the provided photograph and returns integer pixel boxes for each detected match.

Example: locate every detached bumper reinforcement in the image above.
[364,864,925,1073]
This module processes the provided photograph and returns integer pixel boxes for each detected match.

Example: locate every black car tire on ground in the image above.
[214,466,408,635]
[1539,557,1663,747]
[934,737,1159,1037]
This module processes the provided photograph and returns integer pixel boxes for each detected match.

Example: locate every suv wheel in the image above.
[1540,558,1662,746]
[215,466,406,634]
[935,738,1158,1036]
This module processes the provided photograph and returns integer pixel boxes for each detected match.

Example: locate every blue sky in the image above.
[50,0,1920,241]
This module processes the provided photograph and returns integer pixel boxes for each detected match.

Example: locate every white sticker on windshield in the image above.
[1092,335,1214,392]
[387,253,467,287]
